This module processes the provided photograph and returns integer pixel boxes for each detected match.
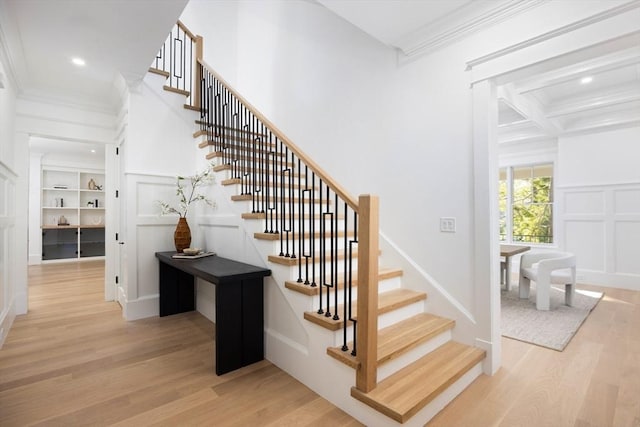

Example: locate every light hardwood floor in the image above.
[1,262,638,426]
[431,284,640,427]
[0,261,362,426]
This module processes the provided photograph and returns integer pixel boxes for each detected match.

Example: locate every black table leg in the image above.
[159,262,195,317]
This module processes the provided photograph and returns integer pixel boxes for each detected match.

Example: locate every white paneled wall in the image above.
[558,184,640,289]
[121,172,256,321]
[0,162,16,346]
[557,127,640,290]
[122,173,179,320]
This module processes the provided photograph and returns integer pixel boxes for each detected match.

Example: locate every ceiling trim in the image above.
[498,84,561,136]
[546,87,640,118]
[466,0,640,71]
[0,2,24,91]
[516,46,640,94]
[395,0,546,58]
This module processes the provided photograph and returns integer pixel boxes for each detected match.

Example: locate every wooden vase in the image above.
[174,217,191,252]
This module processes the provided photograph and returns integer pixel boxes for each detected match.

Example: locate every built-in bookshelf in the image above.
[41,167,105,261]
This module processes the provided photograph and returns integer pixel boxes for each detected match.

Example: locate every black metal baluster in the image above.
[350,210,358,356]
[289,152,295,260]
[275,138,282,235]
[311,172,316,287]
[342,202,349,350]
[280,147,289,257]
[189,35,193,106]
[317,178,323,314]
[322,189,332,319]
[333,192,339,321]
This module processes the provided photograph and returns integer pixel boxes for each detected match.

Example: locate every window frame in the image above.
[499,162,555,246]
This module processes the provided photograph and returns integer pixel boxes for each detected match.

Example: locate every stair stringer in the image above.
[378,232,494,371]
[193,170,484,426]
[143,72,200,130]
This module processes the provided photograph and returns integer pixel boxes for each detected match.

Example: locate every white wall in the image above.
[118,73,204,320]
[557,126,640,289]
[177,0,640,376]
[182,0,626,316]
[0,37,20,347]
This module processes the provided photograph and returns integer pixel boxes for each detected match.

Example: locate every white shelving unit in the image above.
[41,167,106,261]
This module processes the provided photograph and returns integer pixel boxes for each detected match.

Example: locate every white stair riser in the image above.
[268,260,360,281]
[309,276,402,307]
[261,235,357,252]
[377,329,452,382]
[231,199,340,214]
[338,299,426,348]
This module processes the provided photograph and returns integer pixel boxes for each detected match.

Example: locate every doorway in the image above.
[28,137,113,303]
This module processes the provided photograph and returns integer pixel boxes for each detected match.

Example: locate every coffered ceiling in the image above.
[2,0,639,144]
[319,0,640,144]
[497,43,640,144]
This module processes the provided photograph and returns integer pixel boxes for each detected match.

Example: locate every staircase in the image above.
[149,21,486,426]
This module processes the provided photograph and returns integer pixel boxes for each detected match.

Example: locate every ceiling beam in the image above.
[546,85,640,117]
[516,45,640,93]
[498,84,561,137]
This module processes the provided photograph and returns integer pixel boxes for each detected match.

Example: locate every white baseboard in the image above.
[578,271,640,291]
[124,294,159,320]
[0,300,16,348]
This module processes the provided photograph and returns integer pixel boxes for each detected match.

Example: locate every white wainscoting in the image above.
[0,162,17,346]
[558,183,640,290]
[123,173,179,320]
[122,172,251,321]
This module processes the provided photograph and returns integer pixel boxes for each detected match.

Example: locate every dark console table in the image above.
[155,252,271,375]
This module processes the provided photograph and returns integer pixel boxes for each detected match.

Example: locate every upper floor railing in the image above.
[151,20,202,109]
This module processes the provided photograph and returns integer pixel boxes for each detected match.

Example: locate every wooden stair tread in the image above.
[195,123,269,138]
[163,85,190,97]
[222,178,315,189]
[241,212,344,220]
[255,230,354,241]
[212,164,301,176]
[184,104,201,111]
[303,288,426,331]
[148,67,170,77]
[231,194,328,204]
[285,267,402,296]
[350,341,485,423]
[326,313,454,368]
[198,136,279,150]
[205,150,288,162]
[268,249,357,266]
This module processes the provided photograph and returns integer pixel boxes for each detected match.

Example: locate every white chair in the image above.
[519,251,576,311]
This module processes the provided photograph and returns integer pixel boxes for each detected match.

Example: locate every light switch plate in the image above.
[440,217,456,233]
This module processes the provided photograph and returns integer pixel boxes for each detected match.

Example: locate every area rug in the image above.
[501,284,603,351]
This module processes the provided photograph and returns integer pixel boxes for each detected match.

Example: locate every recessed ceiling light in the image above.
[71,57,86,67]
[91,149,96,153]
[580,76,593,84]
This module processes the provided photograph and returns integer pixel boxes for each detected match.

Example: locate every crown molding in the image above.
[0,0,26,91]
[395,0,547,58]
[466,0,640,71]
[17,90,118,116]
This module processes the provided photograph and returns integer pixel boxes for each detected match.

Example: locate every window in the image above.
[499,163,553,244]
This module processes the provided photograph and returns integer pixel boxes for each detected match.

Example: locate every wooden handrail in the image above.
[192,31,379,395]
[177,20,197,41]
[197,58,359,212]
[193,35,203,110]
[355,194,379,392]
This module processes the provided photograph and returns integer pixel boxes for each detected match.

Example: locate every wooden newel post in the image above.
[356,194,379,392]
[194,35,203,110]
